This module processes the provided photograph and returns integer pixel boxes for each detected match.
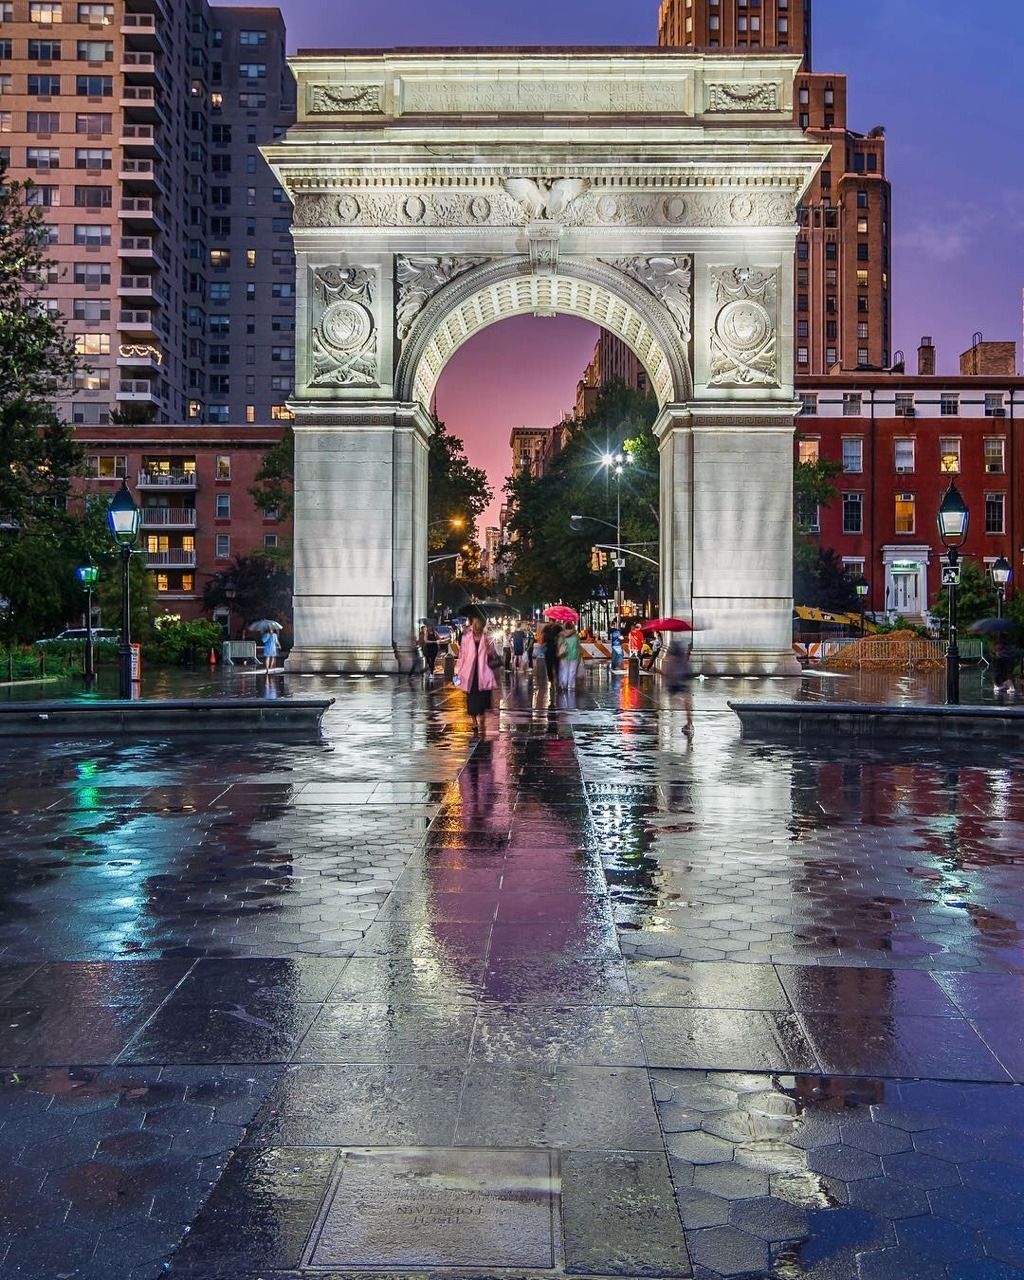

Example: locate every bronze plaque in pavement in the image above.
[305,1147,559,1270]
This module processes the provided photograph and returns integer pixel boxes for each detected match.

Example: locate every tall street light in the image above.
[601,450,630,626]
[75,562,99,687]
[992,556,1012,619]
[937,481,969,706]
[107,479,141,699]
[854,575,869,635]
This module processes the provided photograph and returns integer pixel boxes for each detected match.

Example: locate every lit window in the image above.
[87,454,125,478]
[270,404,294,420]
[245,405,255,422]
[246,249,256,268]
[797,439,819,464]
[894,495,915,535]
[30,2,63,23]
[209,248,230,267]
[939,438,961,475]
[74,332,109,355]
[857,270,869,287]
[210,92,223,108]
[155,573,169,592]
[181,573,194,592]
[216,455,231,479]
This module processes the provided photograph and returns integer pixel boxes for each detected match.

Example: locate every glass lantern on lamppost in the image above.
[854,575,869,635]
[600,449,631,626]
[937,481,970,706]
[106,479,141,699]
[992,556,1012,619]
[75,561,99,687]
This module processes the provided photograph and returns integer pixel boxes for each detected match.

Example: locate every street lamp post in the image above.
[854,575,869,635]
[992,555,1012,619]
[75,562,99,687]
[601,451,629,626]
[937,481,970,706]
[107,479,141,699]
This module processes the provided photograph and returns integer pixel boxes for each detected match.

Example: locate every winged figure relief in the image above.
[502,177,591,221]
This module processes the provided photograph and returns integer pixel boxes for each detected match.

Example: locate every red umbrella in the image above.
[639,617,694,633]
[544,605,579,624]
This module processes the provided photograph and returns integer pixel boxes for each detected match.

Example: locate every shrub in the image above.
[142,617,224,666]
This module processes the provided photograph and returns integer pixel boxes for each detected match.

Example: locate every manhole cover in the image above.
[304,1147,559,1270]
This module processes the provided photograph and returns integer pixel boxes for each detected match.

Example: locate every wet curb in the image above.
[0,697,334,737]
[729,700,1024,746]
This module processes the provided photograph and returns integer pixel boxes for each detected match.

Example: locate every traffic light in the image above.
[590,547,608,571]
[454,554,464,579]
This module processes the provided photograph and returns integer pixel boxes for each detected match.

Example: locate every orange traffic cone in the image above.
[209,647,217,666]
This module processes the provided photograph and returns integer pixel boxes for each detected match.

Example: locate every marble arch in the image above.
[264,48,825,675]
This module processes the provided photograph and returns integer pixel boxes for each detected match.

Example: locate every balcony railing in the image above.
[120,123,156,145]
[121,86,156,105]
[121,51,156,70]
[118,380,159,400]
[145,549,197,568]
[121,13,157,33]
[137,471,197,488]
[120,158,155,178]
[140,507,197,528]
[118,196,155,216]
[118,274,155,292]
[117,309,157,329]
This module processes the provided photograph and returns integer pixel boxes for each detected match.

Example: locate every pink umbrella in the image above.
[544,605,579,624]
[639,617,694,633]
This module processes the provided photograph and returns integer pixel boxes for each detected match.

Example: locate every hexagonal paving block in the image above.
[96,1130,173,1166]
[676,1187,732,1229]
[911,1126,980,1161]
[808,1145,883,1183]
[981,1226,1024,1270]
[926,1185,1024,1229]
[686,1225,771,1277]
[728,1195,809,1243]
[960,1160,1024,1198]
[879,1151,961,1190]
[846,1176,930,1221]
[666,1130,735,1165]
[869,1104,943,1133]
[855,1246,949,1280]
[839,1119,914,1156]
[693,1161,770,1200]
[895,1216,981,1264]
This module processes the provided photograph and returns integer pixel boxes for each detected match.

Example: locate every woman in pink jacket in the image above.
[454,614,499,735]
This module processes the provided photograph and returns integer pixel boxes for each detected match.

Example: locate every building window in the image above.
[77,38,111,59]
[270,404,294,421]
[263,533,278,549]
[985,393,1005,417]
[30,2,63,21]
[215,494,230,518]
[240,29,268,44]
[74,332,109,355]
[842,393,862,417]
[798,393,818,415]
[985,438,1006,474]
[73,262,108,284]
[245,404,256,423]
[271,282,293,298]
[238,63,266,79]
[939,438,961,474]
[894,393,914,417]
[271,346,293,362]
[796,346,809,366]
[77,2,112,21]
[857,322,869,340]
[826,347,837,366]
[940,394,959,416]
[75,146,110,168]
[857,348,869,367]
[797,438,819,465]
[76,74,112,96]
[73,222,110,245]
[72,297,108,319]
[842,438,863,473]
[87,454,125,478]
[894,495,915,535]
[856,269,869,287]
[208,405,230,424]
[894,439,915,473]
[209,248,230,267]
[215,454,230,480]
[28,73,61,94]
[842,492,863,535]
[246,249,256,268]
[985,493,1006,535]
[209,282,230,302]
[797,495,820,534]
[857,244,869,262]
[26,146,60,168]
[215,534,230,559]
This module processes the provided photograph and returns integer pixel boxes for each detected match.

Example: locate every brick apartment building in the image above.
[75,424,289,625]
[0,0,296,426]
[658,0,892,374]
[796,338,1024,621]
[575,328,650,419]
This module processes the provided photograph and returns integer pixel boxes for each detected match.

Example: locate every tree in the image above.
[501,384,659,612]
[931,558,998,631]
[250,426,295,519]
[792,447,846,610]
[426,418,492,610]
[203,554,292,632]
[794,546,861,613]
[0,159,85,640]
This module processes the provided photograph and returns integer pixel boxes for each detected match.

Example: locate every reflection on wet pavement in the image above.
[1,672,1024,1277]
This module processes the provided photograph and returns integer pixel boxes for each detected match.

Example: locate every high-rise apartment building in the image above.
[0,0,295,426]
[658,0,892,374]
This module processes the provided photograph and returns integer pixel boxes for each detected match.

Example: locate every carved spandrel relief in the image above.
[606,256,692,344]
[395,256,489,341]
[708,267,778,388]
[309,266,379,389]
[308,83,384,115]
[292,187,796,231]
[705,82,781,113]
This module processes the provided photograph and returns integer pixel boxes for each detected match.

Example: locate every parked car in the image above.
[37,628,120,645]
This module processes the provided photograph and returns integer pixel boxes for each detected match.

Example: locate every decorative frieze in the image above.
[395,256,489,341]
[605,256,692,345]
[708,267,779,388]
[309,266,379,389]
[399,76,687,116]
[293,186,796,230]
[706,82,781,113]
[308,83,384,114]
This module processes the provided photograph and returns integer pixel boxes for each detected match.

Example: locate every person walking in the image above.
[262,627,281,674]
[511,624,526,672]
[419,622,439,677]
[541,619,562,693]
[558,623,581,692]
[661,639,694,738]
[992,634,1020,702]
[454,614,500,735]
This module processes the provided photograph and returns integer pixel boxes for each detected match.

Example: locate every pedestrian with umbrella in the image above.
[542,606,578,699]
[969,618,1019,702]
[642,619,696,737]
[454,607,501,735]
[248,619,283,673]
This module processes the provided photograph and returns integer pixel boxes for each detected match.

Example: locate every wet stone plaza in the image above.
[2,672,1024,1279]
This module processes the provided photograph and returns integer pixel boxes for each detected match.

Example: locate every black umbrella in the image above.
[969,617,1016,636]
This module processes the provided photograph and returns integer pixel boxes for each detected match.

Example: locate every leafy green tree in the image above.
[931,557,999,631]
[0,159,84,639]
[502,384,659,613]
[426,418,492,610]
[250,426,295,519]
[794,546,861,613]
[792,445,847,610]
[203,554,292,631]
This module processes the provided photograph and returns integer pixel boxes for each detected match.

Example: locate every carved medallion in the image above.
[662,195,688,225]
[337,195,361,224]
[309,266,379,389]
[708,267,778,388]
[595,195,620,224]
[402,195,426,224]
[729,194,754,222]
[469,196,492,222]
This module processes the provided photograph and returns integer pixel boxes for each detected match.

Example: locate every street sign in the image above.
[941,565,961,587]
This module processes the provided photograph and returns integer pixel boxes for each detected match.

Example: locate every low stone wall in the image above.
[0,698,334,737]
[729,700,1024,747]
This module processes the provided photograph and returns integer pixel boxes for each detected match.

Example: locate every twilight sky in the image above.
[236,0,1024,530]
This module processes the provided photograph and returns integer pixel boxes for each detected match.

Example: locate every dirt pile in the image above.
[827,628,945,672]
